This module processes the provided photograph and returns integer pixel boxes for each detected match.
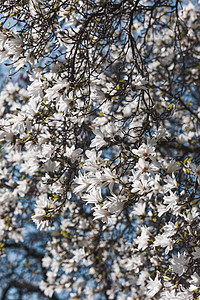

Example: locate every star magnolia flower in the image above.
[82,187,103,204]
[146,273,162,298]
[160,288,191,300]
[166,159,181,174]
[163,190,179,210]
[132,142,155,158]
[132,75,148,90]
[90,129,108,150]
[188,272,200,291]
[44,159,59,173]
[163,174,178,193]
[73,172,92,194]
[131,173,152,195]
[40,280,54,298]
[65,145,82,161]
[153,233,173,254]
[135,226,150,250]
[170,252,189,276]
[132,201,146,216]
[32,211,49,230]
[92,206,112,224]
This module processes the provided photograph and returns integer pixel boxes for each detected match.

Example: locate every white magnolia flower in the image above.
[125,254,144,272]
[84,149,102,172]
[90,129,108,150]
[131,173,153,195]
[132,142,155,158]
[39,280,54,298]
[92,206,112,224]
[181,206,199,223]
[135,226,150,250]
[101,168,117,191]
[188,272,200,291]
[45,81,69,101]
[65,145,82,161]
[163,191,179,211]
[73,172,92,194]
[163,174,178,192]
[42,256,52,268]
[32,211,49,230]
[32,195,51,230]
[132,201,146,215]
[163,221,177,236]
[107,193,126,215]
[146,273,162,298]
[44,160,59,173]
[153,233,173,254]
[82,187,103,204]
[166,159,181,174]
[132,75,148,90]
[170,252,189,276]
[160,288,191,300]
[71,248,86,263]
[134,158,159,179]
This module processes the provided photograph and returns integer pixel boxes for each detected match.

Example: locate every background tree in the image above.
[0,0,200,299]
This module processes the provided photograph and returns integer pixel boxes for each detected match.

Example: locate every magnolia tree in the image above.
[0,0,200,299]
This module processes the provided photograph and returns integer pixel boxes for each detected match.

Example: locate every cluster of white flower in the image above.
[0,0,200,299]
